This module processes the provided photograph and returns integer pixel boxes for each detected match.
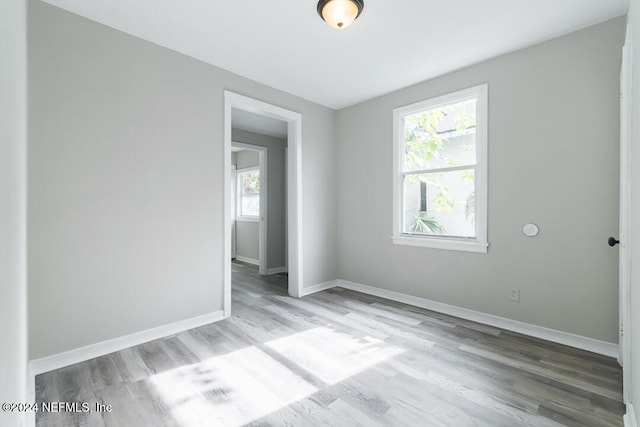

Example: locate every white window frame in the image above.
[236,166,261,222]
[392,84,489,253]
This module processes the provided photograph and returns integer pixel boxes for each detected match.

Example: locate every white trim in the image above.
[392,235,488,253]
[336,279,618,358]
[620,24,633,405]
[296,277,617,357]
[27,309,224,427]
[3,2,28,426]
[231,165,237,259]
[224,95,233,318]
[624,403,638,427]
[224,91,303,314]
[235,255,260,266]
[29,310,225,376]
[301,280,339,297]
[236,165,260,172]
[392,83,489,253]
[265,266,288,275]
[259,150,267,275]
[284,146,289,272]
[235,217,260,223]
[286,112,303,297]
[403,163,476,176]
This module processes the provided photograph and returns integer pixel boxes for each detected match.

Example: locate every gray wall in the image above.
[234,149,260,262]
[0,0,28,424]
[336,18,625,343]
[235,221,260,261]
[235,149,259,169]
[627,0,639,422]
[233,129,288,270]
[28,0,337,359]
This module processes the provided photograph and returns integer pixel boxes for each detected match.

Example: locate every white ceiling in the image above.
[42,0,627,110]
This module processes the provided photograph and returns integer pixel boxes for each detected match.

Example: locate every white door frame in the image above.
[230,164,237,259]
[224,91,304,317]
[232,143,268,275]
[619,25,632,405]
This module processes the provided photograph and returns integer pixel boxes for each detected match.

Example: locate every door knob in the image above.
[608,237,620,247]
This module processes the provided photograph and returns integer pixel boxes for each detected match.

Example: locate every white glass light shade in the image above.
[320,0,361,29]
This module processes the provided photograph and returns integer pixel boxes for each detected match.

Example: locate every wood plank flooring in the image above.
[36,262,624,426]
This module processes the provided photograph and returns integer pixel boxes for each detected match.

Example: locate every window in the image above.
[237,167,260,220]
[393,84,488,253]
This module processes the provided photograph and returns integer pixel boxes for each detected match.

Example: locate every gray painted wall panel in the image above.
[336,18,625,343]
[235,149,259,170]
[235,222,260,261]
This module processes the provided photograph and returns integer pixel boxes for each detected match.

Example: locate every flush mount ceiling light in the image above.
[317,0,364,30]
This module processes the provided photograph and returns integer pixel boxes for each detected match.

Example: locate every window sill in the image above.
[392,235,488,253]
[235,216,260,223]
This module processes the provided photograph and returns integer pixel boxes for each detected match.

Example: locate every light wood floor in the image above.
[36,262,624,426]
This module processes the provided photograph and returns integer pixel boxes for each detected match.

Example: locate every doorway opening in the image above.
[231,143,268,274]
[224,92,303,317]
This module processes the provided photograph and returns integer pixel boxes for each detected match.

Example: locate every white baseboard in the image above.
[625,403,638,427]
[29,310,225,376]
[301,280,339,297]
[235,256,259,266]
[27,309,224,427]
[336,279,619,358]
[266,266,287,275]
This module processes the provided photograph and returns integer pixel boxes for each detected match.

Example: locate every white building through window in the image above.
[392,84,488,253]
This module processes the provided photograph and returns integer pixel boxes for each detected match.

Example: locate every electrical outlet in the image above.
[509,288,520,302]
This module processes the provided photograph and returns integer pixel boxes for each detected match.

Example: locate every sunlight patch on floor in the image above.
[150,346,317,427]
[266,326,405,384]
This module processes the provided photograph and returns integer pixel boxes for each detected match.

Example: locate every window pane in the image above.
[237,170,260,217]
[241,194,260,217]
[403,169,475,238]
[242,171,260,194]
[403,99,476,172]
